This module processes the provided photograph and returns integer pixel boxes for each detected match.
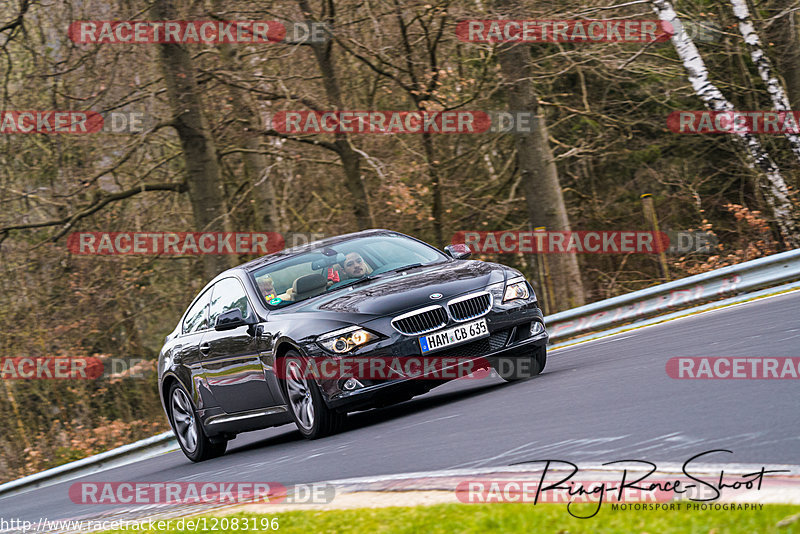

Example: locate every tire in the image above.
[282,351,346,439]
[492,345,547,382]
[168,382,227,462]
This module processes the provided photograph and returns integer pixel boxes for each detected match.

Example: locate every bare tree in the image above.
[763,0,800,110]
[211,0,279,233]
[493,0,586,311]
[296,0,374,230]
[651,0,799,247]
[151,0,234,277]
[730,0,800,165]
[496,41,587,311]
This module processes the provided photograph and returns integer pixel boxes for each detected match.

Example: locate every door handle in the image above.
[199,342,211,354]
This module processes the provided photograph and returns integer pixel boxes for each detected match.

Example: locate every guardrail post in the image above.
[534,226,555,314]
[641,193,670,281]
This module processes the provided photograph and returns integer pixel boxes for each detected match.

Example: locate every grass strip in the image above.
[100,502,800,533]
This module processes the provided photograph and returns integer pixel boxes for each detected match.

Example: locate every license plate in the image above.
[419,319,489,354]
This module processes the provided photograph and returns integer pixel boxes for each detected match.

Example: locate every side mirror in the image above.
[215,308,249,331]
[444,244,471,260]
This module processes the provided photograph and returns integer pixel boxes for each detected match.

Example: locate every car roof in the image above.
[237,228,405,274]
[183,229,432,325]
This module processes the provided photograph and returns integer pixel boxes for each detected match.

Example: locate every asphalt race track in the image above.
[2,291,799,524]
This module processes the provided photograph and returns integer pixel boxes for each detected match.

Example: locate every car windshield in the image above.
[250,234,447,308]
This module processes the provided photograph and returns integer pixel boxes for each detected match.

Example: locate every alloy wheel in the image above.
[286,360,315,430]
[171,387,198,453]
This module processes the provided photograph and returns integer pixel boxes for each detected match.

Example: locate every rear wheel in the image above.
[169,382,227,462]
[283,351,346,439]
[492,345,547,382]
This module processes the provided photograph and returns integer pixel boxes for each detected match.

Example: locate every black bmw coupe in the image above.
[158,230,549,461]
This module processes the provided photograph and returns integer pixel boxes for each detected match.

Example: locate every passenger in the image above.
[256,275,277,300]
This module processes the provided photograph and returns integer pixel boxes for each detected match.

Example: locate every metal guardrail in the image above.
[0,431,176,500]
[545,248,800,341]
[2,248,799,499]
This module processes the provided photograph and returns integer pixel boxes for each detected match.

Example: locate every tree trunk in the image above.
[651,0,799,248]
[421,131,444,246]
[298,0,374,230]
[151,0,233,278]
[764,0,800,111]
[496,42,586,311]
[212,0,278,233]
[730,0,800,164]
[216,45,279,233]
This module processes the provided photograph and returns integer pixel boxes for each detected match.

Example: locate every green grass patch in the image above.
[100,502,800,533]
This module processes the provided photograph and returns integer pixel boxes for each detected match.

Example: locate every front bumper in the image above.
[316,302,548,411]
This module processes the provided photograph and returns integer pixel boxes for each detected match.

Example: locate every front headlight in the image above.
[317,326,379,354]
[503,278,530,303]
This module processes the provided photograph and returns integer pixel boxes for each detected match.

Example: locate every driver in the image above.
[342,252,370,278]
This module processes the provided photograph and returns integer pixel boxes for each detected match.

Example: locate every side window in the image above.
[182,290,210,334]
[209,277,251,328]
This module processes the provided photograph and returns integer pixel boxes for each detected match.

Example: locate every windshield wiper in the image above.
[329,274,381,291]
[388,261,447,273]
[327,262,435,292]
[389,262,424,272]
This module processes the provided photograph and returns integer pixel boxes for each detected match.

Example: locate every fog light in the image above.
[531,321,546,337]
[342,378,364,391]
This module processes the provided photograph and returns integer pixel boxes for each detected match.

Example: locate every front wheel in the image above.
[492,345,547,382]
[169,382,227,462]
[283,352,346,439]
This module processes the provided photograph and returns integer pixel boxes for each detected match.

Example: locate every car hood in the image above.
[281,260,509,318]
